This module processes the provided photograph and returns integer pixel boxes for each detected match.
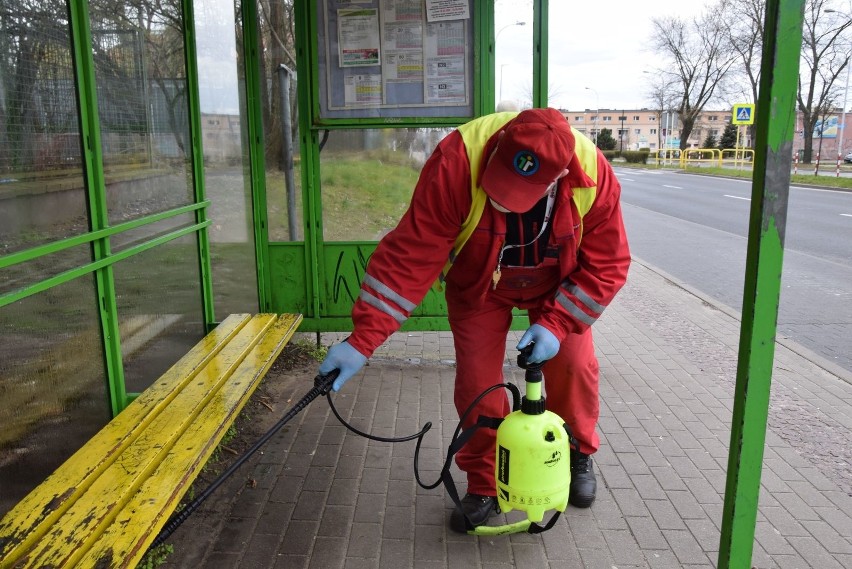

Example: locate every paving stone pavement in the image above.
[165,259,852,568]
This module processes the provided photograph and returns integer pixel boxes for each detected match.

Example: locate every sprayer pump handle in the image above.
[517,342,544,372]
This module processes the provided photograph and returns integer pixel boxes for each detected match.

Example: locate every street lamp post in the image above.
[619,111,626,151]
[824,9,850,170]
[585,86,599,146]
[499,63,510,102]
[495,21,526,105]
[496,20,526,41]
[838,58,850,163]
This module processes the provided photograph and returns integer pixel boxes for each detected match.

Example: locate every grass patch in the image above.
[319,152,420,241]
[265,149,421,241]
[291,338,328,362]
[136,543,173,569]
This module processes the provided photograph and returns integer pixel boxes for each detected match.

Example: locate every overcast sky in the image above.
[197,0,716,115]
[495,0,711,111]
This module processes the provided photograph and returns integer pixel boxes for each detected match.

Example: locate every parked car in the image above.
[844,152,852,163]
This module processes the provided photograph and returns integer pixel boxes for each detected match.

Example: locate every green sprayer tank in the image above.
[494,348,572,522]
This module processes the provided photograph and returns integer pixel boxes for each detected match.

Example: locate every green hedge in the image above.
[600,150,650,164]
[622,151,650,163]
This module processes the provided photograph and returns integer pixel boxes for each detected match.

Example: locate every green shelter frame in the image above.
[0,0,807,566]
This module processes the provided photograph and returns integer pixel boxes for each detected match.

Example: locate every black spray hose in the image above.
[148,370,339,550]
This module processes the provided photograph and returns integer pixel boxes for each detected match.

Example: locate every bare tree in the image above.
[798,0,852,163]
[643,71,679,150]
[519,81,565,111]
[726,0,765,104]
[725,0,765,144]
[650,8,738,150]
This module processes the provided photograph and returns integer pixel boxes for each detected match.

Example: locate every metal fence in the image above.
[0,4,188,175]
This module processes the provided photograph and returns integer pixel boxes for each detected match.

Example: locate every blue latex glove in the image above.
[516,324,560,364]
[319,341,368,392]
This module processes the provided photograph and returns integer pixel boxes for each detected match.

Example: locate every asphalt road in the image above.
[615,167,852,375]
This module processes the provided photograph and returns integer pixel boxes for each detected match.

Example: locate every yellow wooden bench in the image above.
[0,312,302,569]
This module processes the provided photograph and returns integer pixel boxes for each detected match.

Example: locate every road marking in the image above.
[790,185,852,193]
[663,185,682,189]
[842,213,852,217]
[621,178,635,182]
[724,195,751,201]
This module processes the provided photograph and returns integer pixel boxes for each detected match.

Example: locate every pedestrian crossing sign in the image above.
[732,104,755,125]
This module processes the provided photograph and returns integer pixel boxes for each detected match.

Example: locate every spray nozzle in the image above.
[517,343,544,374]
[517,343,546,413]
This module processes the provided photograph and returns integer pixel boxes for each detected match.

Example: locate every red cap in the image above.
[481,108,575,213]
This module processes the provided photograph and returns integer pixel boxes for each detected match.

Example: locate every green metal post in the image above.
[181,0,216,331]
[242,0,273,313]
[533,0,548,108]
[294,0,323,320]
[67,0,126,416]
[718,1,804,567]
[482,1,495,114]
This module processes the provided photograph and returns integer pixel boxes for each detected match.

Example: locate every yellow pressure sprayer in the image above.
[408,343,576,535]
[485,345,573,534]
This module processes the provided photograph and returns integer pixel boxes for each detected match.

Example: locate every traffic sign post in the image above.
[732,104,756,169]
[732,104,756,125]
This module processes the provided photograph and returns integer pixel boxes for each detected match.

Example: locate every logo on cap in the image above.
[513,151,539,177]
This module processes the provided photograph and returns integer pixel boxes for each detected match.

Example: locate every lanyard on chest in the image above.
[491,185,557,290]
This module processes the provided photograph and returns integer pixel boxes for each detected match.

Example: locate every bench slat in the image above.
[0,313,251,564]
[0,313,301,569]
[80,313,303,568]
[11,314,280,568]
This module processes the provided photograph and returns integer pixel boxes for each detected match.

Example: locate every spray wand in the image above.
[148,370,340,549]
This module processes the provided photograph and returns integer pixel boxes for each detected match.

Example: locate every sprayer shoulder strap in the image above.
[440,414,505,532]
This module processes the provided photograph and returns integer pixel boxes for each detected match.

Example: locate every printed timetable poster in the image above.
[338,8,381,67]
[318,0,473,118]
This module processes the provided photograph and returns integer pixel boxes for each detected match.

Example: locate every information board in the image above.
[317,0,475,119]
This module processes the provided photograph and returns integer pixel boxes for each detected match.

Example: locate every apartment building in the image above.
[558,108,739,151]
[559,106,852,158]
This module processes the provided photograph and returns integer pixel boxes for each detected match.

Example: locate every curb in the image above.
[632,256,852,386]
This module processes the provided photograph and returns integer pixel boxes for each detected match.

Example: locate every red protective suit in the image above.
[346,122,630,496]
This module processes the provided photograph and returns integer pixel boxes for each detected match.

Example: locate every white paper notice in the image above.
[338,8,381,67]
[425,0,469,22]
[384,51,424,81]
[382,0,423,23]
[344,74,383,104]
[424,20,466,103]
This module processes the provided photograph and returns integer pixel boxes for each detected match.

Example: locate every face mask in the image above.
[489,198,512,213]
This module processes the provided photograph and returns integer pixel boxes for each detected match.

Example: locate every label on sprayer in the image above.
[498,446,510,484]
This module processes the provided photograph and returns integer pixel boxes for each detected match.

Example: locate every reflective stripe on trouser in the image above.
[446,271,600,496]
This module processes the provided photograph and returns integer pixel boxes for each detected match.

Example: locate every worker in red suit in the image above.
[319,107,631,532]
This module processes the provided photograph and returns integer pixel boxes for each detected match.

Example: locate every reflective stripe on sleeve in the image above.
[363,274,417,312]
[565,283,606,314]
[359,290,408,324]
[554,281,606,326]
[555,292,598,326]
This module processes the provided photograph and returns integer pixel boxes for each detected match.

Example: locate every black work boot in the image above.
[449,493,499,533]
[569,450,597,508]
